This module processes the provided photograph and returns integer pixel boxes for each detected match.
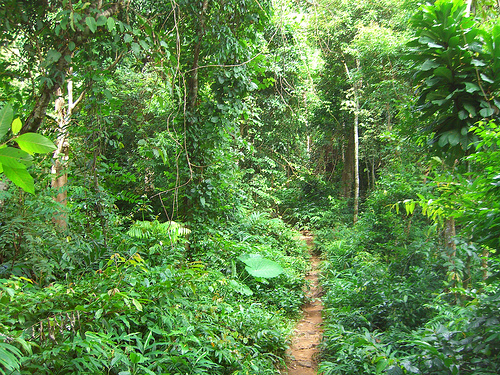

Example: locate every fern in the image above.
[0,341,24,374]
[126,220,190,245]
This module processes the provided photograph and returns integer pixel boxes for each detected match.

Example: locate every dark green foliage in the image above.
[1,258,290,374]
[407,0,500,156]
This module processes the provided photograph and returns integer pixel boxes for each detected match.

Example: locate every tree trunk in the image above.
[353,92,360,224]
[51,86,70,231]
[341,125,354,198]
[182,0,209,223]
[187,0,209,112]
[344,59,361,224]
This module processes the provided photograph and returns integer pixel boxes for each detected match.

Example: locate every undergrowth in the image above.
[0,196,308,374]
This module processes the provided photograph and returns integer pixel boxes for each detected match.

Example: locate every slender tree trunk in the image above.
[187,0,209,112]
[344,59,361,224]
[51,86,70,231]
[341,125,354,198]
[182,0,209,223]
[51,67,83,231]
[353,93,360,224]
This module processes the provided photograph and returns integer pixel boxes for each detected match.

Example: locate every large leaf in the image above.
[0,147,33,167]
[420,59,440,71]
[0,103,13,139]
[238,254,284,279]
[15,133,56,155]
[86,16,97,33]
[2,165,34,194]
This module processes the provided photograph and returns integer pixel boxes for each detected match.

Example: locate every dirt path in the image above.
[286,233,323,375]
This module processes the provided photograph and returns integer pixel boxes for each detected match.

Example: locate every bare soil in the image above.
[286,233,323,375]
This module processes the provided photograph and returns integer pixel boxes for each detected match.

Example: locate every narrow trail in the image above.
[286,233,323,375]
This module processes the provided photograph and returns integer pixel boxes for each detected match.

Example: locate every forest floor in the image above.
[286,233,323,375]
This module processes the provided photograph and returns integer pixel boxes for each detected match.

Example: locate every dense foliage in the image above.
[1,0,500,374]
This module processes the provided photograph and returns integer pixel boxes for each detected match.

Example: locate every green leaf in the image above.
[131,42,140,56]
[434,67,453,82]
[0,103,13,139]
[447,131,460,146]
[95,308,103,319]
[96,16,107,27]
[86,16,97,33]
[480,107,494,117]
[15,133,56,155]
[463,103,476,117]
[2,165,34,194]
[124,34,133,43]
[47,49,62,63]
[376,358,389,374]
[480,73,494,84]
[139,40,149,51]
[0,342,24,372]
[129,352,146,364]
[228,279,253,296]
[0,147,33,167]
[240,255,284,279]
[68,41,76,51]
[438,133,449,147]
[471,59,486,67]
[107,17,116,32]
[11,118,22,135]
[420,60,440,71]
[131,298,143,312]
[464,82,480,93]
[458,110,468,120]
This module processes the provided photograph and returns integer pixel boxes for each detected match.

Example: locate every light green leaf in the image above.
[86,16,97,33]
[47,49,62,63]
[239,255,284,279]
[124,33,133,43]
[95,308,103,319]
[427,42,444,49]
[228,279,253,296]
[15,133,56,155]
[471,59,486,67]
[2,165,34,194]
[0,342,24,371]
[129,352,146,364]
[464,82,480,93]
[11,117,22,135]
[107,17,116,32]
[0,103,13,139]
[131,42,140,55]
[0,147,33,167]
[96,16,107,27]
[480,107,494,117]
[420,60,439,71]
[480,73,494,84]
[131,298,143,312]
[139,39,149,51]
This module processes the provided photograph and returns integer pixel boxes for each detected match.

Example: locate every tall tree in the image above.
[308,0,418,214]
